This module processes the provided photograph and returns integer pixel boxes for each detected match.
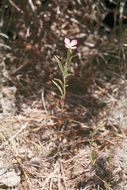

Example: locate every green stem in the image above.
[61,75,66,112]
[61,49,72,112]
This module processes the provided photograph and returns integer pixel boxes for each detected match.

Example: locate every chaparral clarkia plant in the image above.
[52,37,78,112]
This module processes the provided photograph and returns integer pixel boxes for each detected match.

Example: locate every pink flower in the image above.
[64,37,77,49]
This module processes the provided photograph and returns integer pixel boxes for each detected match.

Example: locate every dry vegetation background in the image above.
[0,0,127,189]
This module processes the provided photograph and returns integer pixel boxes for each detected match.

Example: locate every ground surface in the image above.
[0,1,127,190]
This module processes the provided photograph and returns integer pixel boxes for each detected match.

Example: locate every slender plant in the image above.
[89,131,96,165]
[52,38,78,112]
[89,126,100,165]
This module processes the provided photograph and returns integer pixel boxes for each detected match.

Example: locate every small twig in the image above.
[28,0,39,26]
[11,57,30,75]
[8,122,28,143]
[0,122,28,149]
[41,87,48,115]
[8,0,24,13]
[60,160,68,190]
[49,177,53,190]
[58,174,61,190]
[0,43,11,49]
[42,162,59,190]
[10,144,34,190]
[28,0,35,12]
[95,174,113,190]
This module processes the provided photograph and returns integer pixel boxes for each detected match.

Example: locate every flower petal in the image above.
[70,40,77,47]
[65,44,70,49]
[70,46,77,49]
[64,38,70,46]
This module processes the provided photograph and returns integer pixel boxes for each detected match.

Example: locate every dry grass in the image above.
[0,1,127,189]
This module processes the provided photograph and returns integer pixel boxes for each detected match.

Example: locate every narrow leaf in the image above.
[71,54,78,59]
[0,33,9,39]
[66,73,72,77]
[54,78,63,87]
[52,80,63,96]
[54,55,64,74]
[0,43,11,49]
